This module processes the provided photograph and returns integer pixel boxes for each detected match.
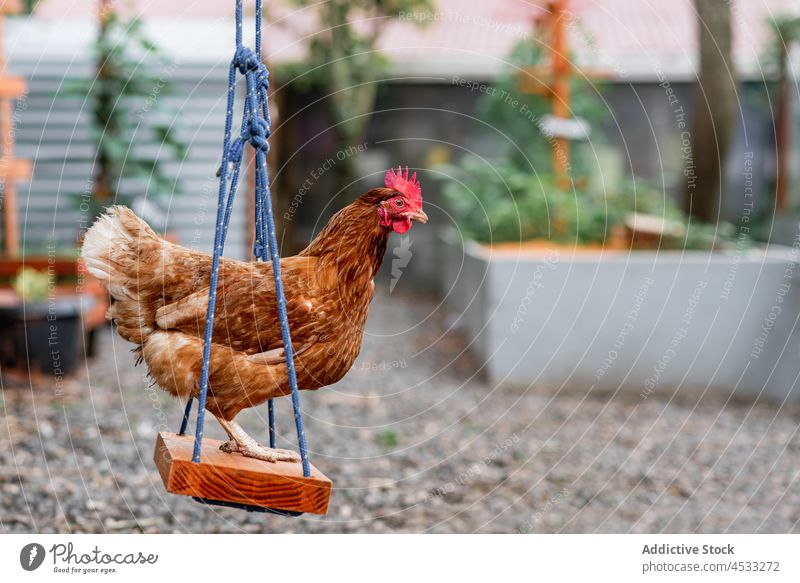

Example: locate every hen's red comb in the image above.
[385,166,422,207]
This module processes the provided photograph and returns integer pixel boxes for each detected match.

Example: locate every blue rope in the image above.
[191,0,311,477]
[268,399,276,449]
[178,397,193,435]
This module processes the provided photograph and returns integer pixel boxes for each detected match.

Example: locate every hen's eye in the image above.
[395,199,405,207]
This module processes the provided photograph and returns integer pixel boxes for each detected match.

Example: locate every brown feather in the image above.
[82,188,399,421]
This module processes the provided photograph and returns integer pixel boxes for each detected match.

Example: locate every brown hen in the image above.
[81,168,426,462]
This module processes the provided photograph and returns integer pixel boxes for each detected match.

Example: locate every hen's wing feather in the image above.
[246,335,319,365]
[154,287,210,329]
[156,255,335,356]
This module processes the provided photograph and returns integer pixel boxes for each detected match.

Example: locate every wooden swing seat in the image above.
[154,432,332,515]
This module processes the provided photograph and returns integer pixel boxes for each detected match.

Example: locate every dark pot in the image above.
[0,297,83,378]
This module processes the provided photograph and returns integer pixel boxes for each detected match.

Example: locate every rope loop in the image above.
[229,137,245,165]
[243,115,270,153]
[234,46,270,89]
[233,46,260,73]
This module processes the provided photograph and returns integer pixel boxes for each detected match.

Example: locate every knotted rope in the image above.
[178,0,310,477]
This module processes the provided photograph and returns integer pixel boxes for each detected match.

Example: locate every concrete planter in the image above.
[439,230,800,402]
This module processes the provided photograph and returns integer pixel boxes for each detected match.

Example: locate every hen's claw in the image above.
[219,440,301,463]
[215,416,301,463]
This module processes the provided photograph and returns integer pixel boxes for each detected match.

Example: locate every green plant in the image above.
[440,159,565,243]
[73,0,186,220]
[441,37,732,249]
[13,268,50,303]
[278,0,433,193]
[476,41,607,176]
[375,429,399,448]
[440,158,604,244]
[21,0,39,14]
[764,14,800,79]
[441,156,733,249]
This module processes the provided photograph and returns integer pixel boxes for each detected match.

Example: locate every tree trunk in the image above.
[321,0,379,198]
[269,81,295,253]
[775,66,789,211]
[686,0,736,223]
[93,0,114,208]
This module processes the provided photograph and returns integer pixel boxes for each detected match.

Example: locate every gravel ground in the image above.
[2,288,799,533]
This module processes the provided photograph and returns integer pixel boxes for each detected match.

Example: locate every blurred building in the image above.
[5,0,799,281]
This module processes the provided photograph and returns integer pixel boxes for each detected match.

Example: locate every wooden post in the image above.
[0,0,31,256]
[518,0,582,189]
[775,68,789,211]
[550,0,571,188]
[518,1,611,189]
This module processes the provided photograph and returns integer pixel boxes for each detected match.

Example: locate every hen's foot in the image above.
[219,440,301,463]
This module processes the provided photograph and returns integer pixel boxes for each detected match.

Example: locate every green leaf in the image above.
[77,4,186,221]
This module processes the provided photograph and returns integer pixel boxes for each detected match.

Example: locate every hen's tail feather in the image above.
[82,206,158,295]
[82,206,163,344]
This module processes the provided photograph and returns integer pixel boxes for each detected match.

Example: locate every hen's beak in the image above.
[406,208,428,224]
